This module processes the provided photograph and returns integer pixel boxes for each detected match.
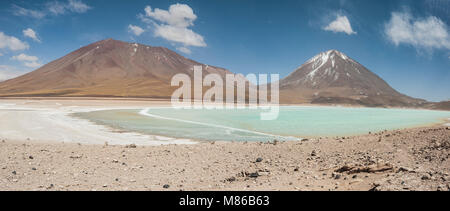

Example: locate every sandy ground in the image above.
[0,98,449,191]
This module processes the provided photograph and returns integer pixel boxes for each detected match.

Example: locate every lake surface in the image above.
[74,106,450,142]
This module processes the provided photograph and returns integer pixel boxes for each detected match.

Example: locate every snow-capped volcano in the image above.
[279,50,426,107]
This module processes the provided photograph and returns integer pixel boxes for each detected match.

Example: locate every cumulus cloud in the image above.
[139,3,206,53]
[323,15,357,35]
[128,25,145,36]
[176,47,191,54]
[11,53,42,69]
[11,53,39,62]
[24,61,42,68]
[154,24,206,47]
[13,0,91,19]
[0,32,29,51]
[23,28,41,42]
[384,11,450,51]
[144,4,197,28]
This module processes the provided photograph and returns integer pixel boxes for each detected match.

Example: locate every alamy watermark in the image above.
[170,66,280,120]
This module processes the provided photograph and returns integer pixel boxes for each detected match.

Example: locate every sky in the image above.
[0,0,449,102]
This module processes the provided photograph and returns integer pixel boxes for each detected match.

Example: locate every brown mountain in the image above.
[0,39,233,98]
[0,41,431,108]
[279,50,427,107]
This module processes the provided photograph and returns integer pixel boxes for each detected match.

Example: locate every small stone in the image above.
[311,150,317,157]
[421,174,431,180]
[249,172,259,178]
[163,184,170,189]
[31,167,37,171]
[12,171,16,175]
[226,177,236,182]
[125,144,137,148]
[29,155,34,159]
[332,172,341,179]
[256,157,263,163]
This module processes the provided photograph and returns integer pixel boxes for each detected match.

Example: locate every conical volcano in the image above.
[279,50,426,107]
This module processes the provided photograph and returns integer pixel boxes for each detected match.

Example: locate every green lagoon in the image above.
[74,106,450,142]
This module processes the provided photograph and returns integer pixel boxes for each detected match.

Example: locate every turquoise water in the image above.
[74,107,450,142]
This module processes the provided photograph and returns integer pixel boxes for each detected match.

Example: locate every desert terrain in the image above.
[0,98,449,191]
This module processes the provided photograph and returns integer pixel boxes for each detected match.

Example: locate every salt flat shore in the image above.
[0,99,194,146]
[0,98,449,191]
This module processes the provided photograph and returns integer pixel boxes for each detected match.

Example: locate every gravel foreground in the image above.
[0,126,449,191]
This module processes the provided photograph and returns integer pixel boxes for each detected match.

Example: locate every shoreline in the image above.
[0,96,447,111]
[0,99,196,146]
[78,106,450,143]
[0,98,449,146]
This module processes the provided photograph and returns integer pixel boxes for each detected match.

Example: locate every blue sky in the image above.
[0,0,449,101]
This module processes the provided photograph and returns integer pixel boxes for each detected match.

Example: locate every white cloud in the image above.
[47,0,91,15]
[67,0,91,13]
[139,3,206,53]
[11,53,39,62]
[11,53,42,69]
[176,47,191,54]
[128,25,145,36]
[12,4,46,19]
[13,0,92,19]
[47,1,67,15]
[23,28,41,42]
[384,11,450,51]
[154,25,206,47]
[323,15,357,35]
[0,32,29,51]
[144,4,197,28]
[24,61,42,69]
[0,65,26,81]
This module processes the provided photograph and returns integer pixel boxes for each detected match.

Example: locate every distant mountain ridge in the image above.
[0,39,444,109]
